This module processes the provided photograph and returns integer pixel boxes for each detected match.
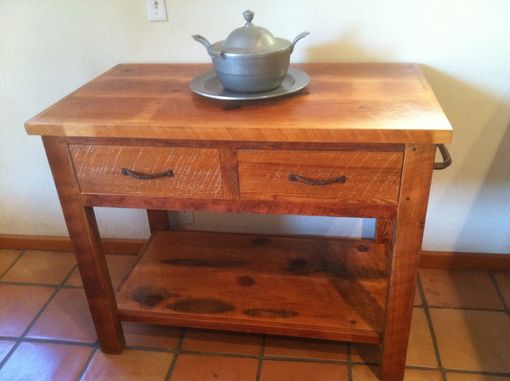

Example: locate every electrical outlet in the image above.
[146,0,168,22]
[181,211,194,224]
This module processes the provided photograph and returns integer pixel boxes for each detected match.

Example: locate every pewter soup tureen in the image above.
[192,10,309,93]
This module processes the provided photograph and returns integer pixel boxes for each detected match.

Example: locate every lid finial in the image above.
[243,10,254,24]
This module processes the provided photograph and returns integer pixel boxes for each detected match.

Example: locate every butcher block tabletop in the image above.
[25,63,452,144]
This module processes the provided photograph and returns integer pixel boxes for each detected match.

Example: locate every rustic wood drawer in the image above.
[238,149,404,204]
[70,145,223,199]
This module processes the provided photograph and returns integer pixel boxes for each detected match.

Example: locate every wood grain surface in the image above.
[238,150,403,203]
[375,218,394,245]
[25,63,452,144]
[116,230,388,344]
[70,145,223,199]
[81,194,397,219]
[27,63,453,380]
[42,137,125,353]
[380,144,436,381]
[146,210,170,233]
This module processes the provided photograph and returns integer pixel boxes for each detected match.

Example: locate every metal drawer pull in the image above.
[121,168,174,180]
[288,173,347,186]
[433,144,452,170]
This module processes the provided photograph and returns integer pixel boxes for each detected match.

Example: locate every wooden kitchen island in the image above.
[25,63,452,380]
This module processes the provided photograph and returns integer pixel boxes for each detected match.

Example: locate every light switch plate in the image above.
[146,0,168,22]
[180,211,194,225]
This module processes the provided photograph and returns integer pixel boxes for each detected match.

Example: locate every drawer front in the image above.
[238,150,403,203]
[70,145,223,199]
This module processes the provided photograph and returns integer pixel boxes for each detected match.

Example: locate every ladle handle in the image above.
[290,32,310,53]
[192,34,222,58]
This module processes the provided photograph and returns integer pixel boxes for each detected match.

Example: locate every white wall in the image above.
[1,0,509,254]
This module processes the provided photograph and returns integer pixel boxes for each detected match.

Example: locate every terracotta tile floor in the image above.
[0,249,509,380]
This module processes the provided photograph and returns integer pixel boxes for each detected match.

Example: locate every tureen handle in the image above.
[192,35,223,58]
[290,32,310,53]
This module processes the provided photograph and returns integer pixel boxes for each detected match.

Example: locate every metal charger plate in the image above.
[190,68,310,101]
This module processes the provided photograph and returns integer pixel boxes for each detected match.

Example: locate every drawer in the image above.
[70,145,223,199]
[238,150,403,203]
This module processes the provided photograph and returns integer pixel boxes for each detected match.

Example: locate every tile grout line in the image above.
[0,261,80,371]
[440,368,510,377]
[404,364,446,371]
[425,305,507,313]
[140,345,354,364]
[351,360,379,366]
[417,275,448,381]
[164,327,186,381]
[0,288,59,370]
[126,344,176,354]
[160,344,353,365]
[0,280,80,288]
[489,272,509,313]
[179,350,258,360]
[0,250,25,280]
[120,339,354,364]
[255,335,267,381]
[0,251,28,371]
[0,336,96,348]
[347,343,354,381]
[77,345,100,381]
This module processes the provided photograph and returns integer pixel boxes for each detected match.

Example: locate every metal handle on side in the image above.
[288,173,347,186]
[434,144,452,170]
[121,168,174,180]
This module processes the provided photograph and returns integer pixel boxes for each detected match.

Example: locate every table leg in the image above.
[43,136,125,353]
[147,210,170,233]
[375,218,393,244]
[380,144,435,381]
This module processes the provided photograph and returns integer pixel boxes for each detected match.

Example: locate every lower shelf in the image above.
[116,230,388,344]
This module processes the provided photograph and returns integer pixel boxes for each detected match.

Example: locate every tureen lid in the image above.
[220,10,289,54]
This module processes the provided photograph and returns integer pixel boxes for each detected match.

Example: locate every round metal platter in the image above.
[189,68,310,101]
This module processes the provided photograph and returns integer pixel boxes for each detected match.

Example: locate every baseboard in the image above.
[419,250,510,271]
[0,234,508,271]
[0,234,144,255]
